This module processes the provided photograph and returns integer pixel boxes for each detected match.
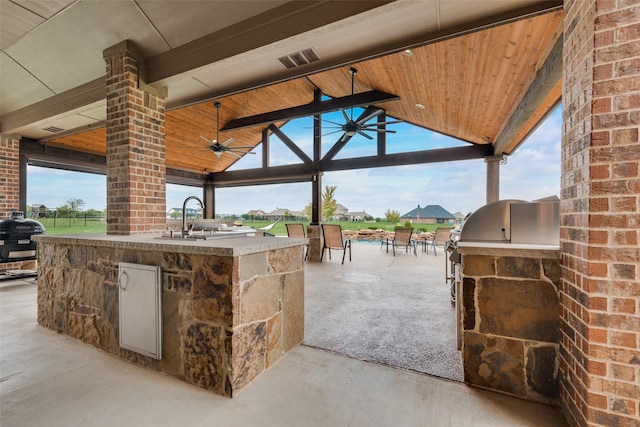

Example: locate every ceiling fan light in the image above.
[402,49,413,57]
[346,130,357,136]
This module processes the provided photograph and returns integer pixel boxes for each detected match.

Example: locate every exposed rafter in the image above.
[221,90,399,132]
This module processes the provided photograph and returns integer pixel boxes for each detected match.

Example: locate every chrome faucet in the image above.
[182,196,204,237]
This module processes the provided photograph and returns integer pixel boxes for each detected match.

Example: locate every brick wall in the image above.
[560,0,640,426]
[104,41,166,235]
[0,135,20,219]
[0,135,27,271]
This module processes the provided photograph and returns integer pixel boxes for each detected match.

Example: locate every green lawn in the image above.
[36,216,445,237]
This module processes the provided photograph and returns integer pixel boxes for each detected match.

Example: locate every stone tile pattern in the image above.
[37,241,304,397]
[461,253,560,404]
[561,1,640,426]
[104,41,166,235]
[0,135,31,272]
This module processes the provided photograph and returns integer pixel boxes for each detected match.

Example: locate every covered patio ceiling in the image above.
[1,1,563,177]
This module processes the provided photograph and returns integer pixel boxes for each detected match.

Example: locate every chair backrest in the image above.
[322,224,344,249]
[286,223,306,238]
[433,227,453,245]
[393,227,413,245]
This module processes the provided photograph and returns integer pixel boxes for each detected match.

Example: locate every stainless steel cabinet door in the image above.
[118,263,162,360]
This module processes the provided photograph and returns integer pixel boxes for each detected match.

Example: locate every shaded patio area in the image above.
[304,242,462,382]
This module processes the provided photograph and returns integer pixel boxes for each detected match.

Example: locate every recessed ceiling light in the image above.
[415,103,425,109]
[402,49,413,57]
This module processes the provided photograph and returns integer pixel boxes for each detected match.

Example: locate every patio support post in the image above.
[484,155,503,204]
[103,40,167,235]
[203,182,214,219]
[307,173,323,262]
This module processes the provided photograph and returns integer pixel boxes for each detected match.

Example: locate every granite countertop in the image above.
[456,241,560,258]
[34,233,307,257]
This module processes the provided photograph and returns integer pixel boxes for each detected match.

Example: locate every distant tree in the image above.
[284,210,292,221]
[364,215,374,221]
[65,198,85,216]
[322,185,338,220]
[56,205,70,217]
[304,202,312,219]
[170,210,181,219]
[384,209,401,222]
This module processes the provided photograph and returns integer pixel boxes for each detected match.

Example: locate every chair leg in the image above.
[320,246,325,262]
[392,243,396,256]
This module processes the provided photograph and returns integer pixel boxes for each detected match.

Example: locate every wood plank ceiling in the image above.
[48,10,563,175]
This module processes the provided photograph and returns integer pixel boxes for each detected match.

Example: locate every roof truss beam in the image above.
[221,90,399,132]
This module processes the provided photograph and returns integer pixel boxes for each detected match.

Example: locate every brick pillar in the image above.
[0,134,29,271]
[560,1,640,426]
[103,41,166,235]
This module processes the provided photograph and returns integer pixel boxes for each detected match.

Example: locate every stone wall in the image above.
[561,0,640,425]
[461,252,560,404]
[36,240,304,397]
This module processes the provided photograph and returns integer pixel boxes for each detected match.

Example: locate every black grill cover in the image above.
[0,212,45,262]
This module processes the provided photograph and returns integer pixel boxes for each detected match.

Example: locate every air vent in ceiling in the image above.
[43,126,65,133]
[278,48,319,69]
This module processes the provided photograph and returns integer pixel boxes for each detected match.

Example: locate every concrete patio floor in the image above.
[0,251,568,427]
[304,242,463,381]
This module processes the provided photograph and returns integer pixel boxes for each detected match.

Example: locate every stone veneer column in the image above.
[103,40,166,235]
[560,1,640,426]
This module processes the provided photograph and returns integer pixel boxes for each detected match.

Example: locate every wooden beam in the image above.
[211,164,315,187]
[268,124,312,163]
[1,78,105,134]
[221,90,399,131]
[19,139,206,186]
[493,35,563,155]
[321,144,493,171]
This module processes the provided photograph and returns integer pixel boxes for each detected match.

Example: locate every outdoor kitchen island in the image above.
[34,233,306,398]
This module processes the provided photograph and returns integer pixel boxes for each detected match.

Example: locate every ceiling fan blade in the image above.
[313,117,346,127]
[357,131,374,140]
[322,130,344,137]
[338,132,352,144]
[222,137,236,146]
[361,120,404,127]
[229,150,256,154]
[355,108,384,125]
[360,128,397,134]
[227,145,254,149]
[341,109,350,123]
[200,135,214,144]
[226,151,242,159]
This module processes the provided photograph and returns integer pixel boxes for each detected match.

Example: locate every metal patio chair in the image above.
[320,224,351,264]
[386,227,417,256]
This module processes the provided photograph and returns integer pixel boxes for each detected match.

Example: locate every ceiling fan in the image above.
[321,67,403,144]
[199,102,256,159]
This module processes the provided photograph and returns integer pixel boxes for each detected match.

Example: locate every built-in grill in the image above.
[0,212,45,263]
[447,198,560,302]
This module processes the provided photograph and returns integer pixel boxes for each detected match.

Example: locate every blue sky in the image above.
[27,106,561,218]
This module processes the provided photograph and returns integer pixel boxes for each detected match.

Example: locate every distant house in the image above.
[347,210,370,221]
[245,209,268,219]
[401,204,455,224]
[453,211,468,225]
[330,203,349,220]
[167,207,201,219]
[29,204,47,218]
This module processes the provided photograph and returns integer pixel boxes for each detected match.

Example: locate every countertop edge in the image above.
[457,241,560,259]
[34,234,307,257]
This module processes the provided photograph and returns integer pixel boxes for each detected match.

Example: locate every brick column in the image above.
[0,135,20,219]
[0,134,29,271]
[560,1,639,426]
[103,40,166,235]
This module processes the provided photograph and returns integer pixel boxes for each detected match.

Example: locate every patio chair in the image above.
[429,227,453,256]
[286,223,308,261]
[320,224,351,264]
[387,227,417,256]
